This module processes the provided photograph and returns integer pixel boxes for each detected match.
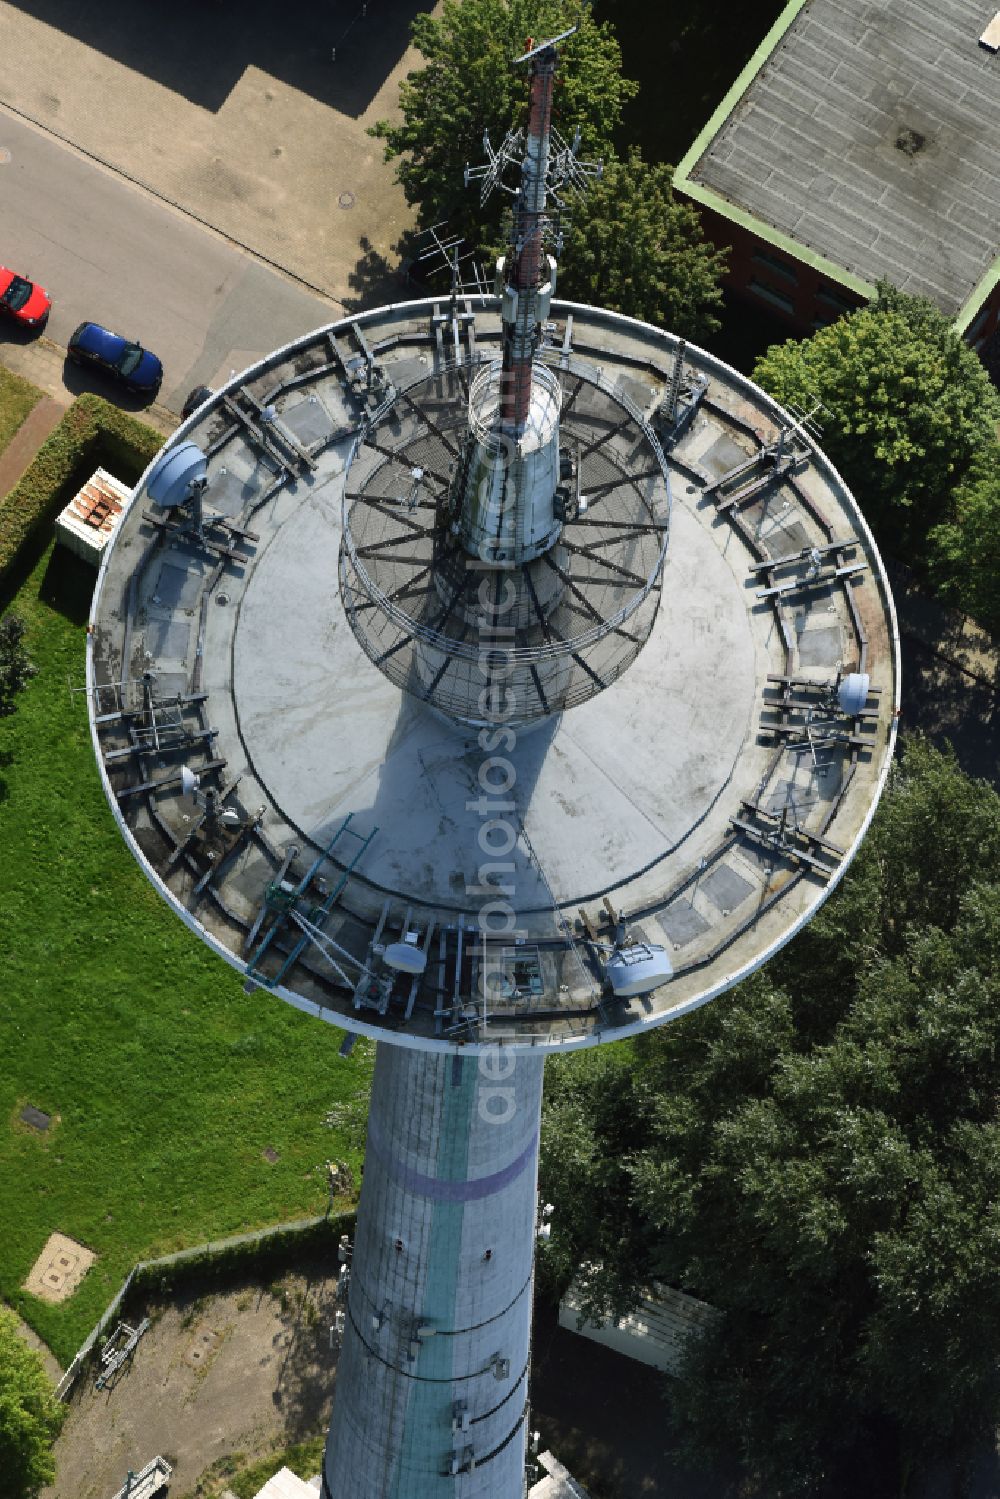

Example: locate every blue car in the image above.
[67,322,163,397]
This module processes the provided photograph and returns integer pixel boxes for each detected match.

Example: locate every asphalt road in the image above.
[0,105,344,415]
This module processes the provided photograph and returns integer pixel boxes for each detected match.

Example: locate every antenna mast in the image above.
[500,31,565,427]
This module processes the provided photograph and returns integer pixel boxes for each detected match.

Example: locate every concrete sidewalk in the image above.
[0,334,177,443]
[0,393,66,497]
[0,2,436,304]
[1,1300,62,1387]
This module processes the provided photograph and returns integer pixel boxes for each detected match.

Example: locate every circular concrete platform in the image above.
[231,489,760,912]
[89,299,899,1050]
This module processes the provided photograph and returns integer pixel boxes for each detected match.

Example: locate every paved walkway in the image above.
[2,1299,62,1386]
[0,393,67,497]
[0,335,179,447]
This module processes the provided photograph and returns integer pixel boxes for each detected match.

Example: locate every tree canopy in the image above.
[926,449,1000,636]
[372,0,636,247]
[0,1310,63,1499]
[372,0,727,333]
[752,284,1000,550]
[0,614,35,718]
[558,149,727,339]
[540,739,1000,1496]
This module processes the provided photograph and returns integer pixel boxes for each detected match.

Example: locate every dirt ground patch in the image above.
[44,1263,737,1499]
[43,1260,342,1499]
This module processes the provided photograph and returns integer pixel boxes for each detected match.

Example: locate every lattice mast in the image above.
[339,28,669,731]
[456,28,585,566]
[500,37,559,429]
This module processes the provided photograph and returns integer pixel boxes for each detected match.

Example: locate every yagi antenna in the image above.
[513,25,578,64]
[465,127,523,206]
[415,223,488,298]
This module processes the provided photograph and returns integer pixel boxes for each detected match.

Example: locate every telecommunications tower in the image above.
[88,29,899,1499]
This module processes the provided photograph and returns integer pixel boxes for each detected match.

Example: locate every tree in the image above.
[0,614,36,718]
[371,0,637,249]
[926,451,1000,635]
[557,149,727,338]
[752,284,1000,550]
[0,1309,63,1499]
[540,739,1000,1496]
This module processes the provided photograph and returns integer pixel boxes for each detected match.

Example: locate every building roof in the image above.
[250,1468,317,1499]
[559,1277,719,1375]
[529,1452,592,1499]
[675,0,1000,328]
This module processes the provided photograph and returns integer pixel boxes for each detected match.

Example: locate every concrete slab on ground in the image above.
[23,1232,96,1304]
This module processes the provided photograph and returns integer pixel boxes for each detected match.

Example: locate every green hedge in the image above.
[0,392,162,585]
[124,1210,357,1312]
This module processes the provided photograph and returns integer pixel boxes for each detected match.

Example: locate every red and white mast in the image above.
[455,29,584,568]
[500,37,558,429]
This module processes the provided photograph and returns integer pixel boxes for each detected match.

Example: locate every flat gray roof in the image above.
[88,298,899,1055]
[676,0,1000,325]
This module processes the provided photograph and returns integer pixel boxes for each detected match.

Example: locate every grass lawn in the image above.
[0,541,373,1365]
[0,366,43,457]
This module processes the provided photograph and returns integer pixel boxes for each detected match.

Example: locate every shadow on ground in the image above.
[58,358,160,414]
[530,1300,738,1499]
[264,1265,342,1441]
[37,545,94,628]
[899,642,999,785]
[344,236,408,314]
[6,0,432,117]
[0,321,50,352]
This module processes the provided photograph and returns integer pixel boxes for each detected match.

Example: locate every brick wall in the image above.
[696,201,998,360]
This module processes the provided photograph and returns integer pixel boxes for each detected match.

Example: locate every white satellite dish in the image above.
[838,672,870,717]
[180,765,200,797]
[383,941,427,976]
[147,441,208,509]
[606,943,673,998]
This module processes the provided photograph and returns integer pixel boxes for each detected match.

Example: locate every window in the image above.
[748,280,796,316]
[816,284,857,314]
[0,276,32,311]
[966,307,991,340]
[751,250,799,285]
[117,346,144,377]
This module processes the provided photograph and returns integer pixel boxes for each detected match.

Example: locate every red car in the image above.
[0,266,51,328]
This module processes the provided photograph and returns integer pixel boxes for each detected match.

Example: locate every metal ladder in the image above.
[245,814,377,986]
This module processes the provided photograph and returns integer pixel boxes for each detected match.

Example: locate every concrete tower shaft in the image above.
[324,1044,544,1498]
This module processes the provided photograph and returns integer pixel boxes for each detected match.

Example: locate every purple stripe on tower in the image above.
[365,1110,540,1203]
